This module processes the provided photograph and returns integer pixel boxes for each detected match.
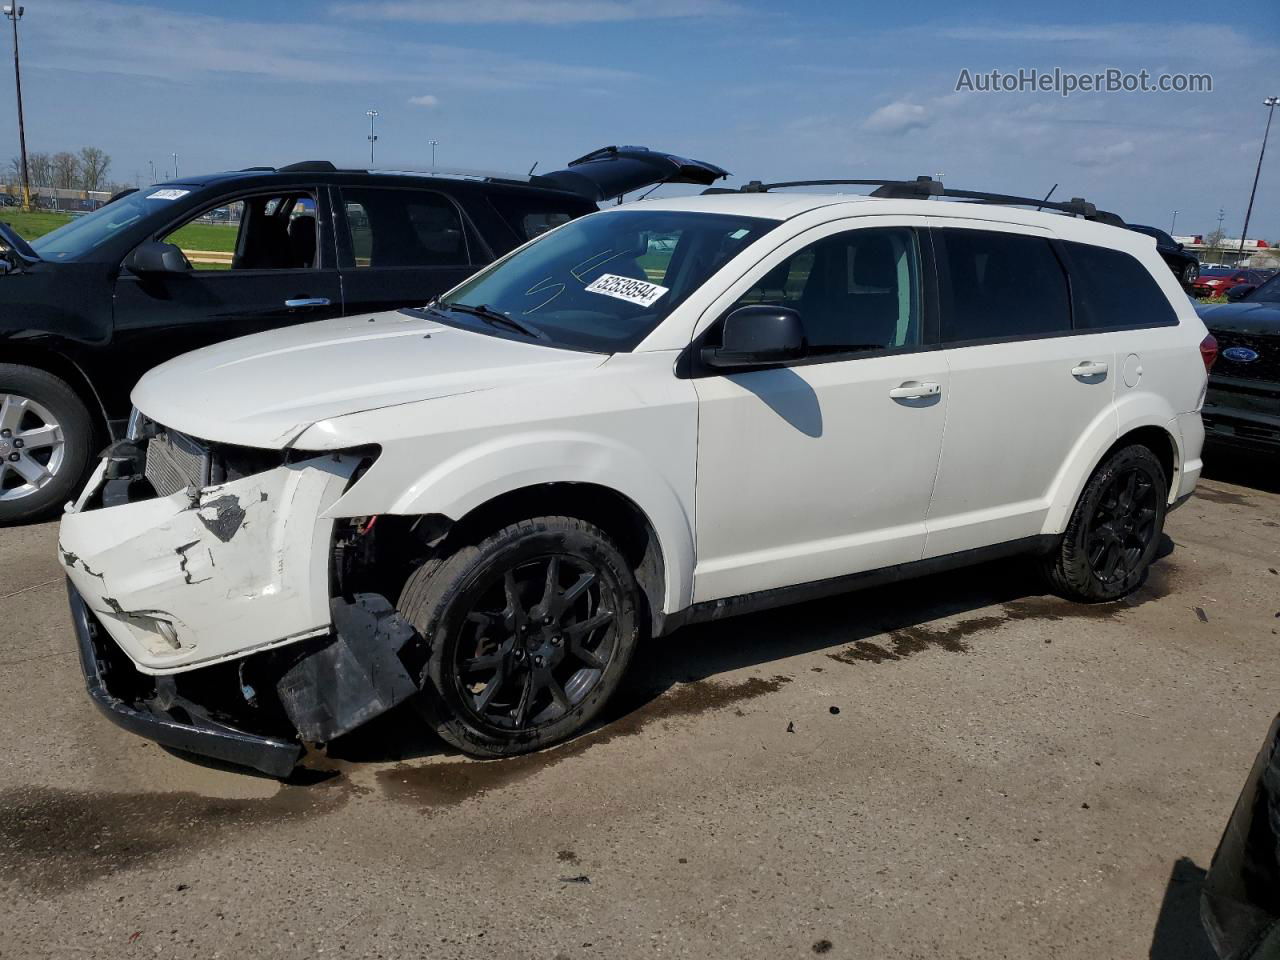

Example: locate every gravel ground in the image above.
[1,455,1277,960]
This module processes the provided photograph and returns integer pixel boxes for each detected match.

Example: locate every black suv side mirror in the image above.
[1226,284,1255,302]
[702,305,806,369]
[127,240,191,275]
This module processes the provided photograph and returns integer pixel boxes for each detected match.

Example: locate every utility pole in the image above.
[171,152,178,180]
[148,160,156,184]
[1170,210,1178,234]
[1238,96,1279,263]
[4,5,29,211]
[429,139,439,169]
[367,109,379,165]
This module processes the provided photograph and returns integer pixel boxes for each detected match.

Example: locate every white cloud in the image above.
[28,0,637,90]
[408,94,440,107]
[862,101,931,135]
[1072,140,1136,168]
[336,0,739,24]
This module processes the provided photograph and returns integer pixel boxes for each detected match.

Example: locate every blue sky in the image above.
[6,0,1279,239]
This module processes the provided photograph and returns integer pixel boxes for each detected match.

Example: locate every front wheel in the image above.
[398,516,641,757]
[1042,444,1168,602]
[1181,262,1199,286]
[0,364,95,524]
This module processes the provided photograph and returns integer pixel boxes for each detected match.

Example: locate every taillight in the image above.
[1200,333,1218,372]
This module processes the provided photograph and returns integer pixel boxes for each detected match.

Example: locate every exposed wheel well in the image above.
[434,483,669,636]
[1,345,110,441]
[1110,425,1177,493]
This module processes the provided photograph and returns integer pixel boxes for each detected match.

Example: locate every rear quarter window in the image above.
[488,193,593,243]
[1061,241,1178,329]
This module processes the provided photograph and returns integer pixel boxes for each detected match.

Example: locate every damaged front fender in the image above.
[58,454,359,675]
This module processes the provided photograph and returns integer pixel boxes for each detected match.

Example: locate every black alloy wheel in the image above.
[452,553,618,732]
[1084,465,1159,585]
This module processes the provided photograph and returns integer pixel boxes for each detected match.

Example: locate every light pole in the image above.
[1170,210,1178,234]
[171,152,178,180]
[3,5,29,211]
[429,139,439,169]
[367,109,379,165]
[148,160,156,184]
[1238,96,1279,262]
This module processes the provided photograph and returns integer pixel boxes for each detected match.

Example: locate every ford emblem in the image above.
[1222,346,1260,363]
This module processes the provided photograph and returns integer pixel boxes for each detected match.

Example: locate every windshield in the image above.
[1248,272,1280,303]
[435,209,778,352]
[30,187,195,261]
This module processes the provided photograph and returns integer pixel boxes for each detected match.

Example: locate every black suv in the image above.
[1127,224,1200,286]
[1198,271,1280,454]
[0,146,726,521]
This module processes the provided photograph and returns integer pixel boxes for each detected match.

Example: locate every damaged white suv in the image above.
[60,180,1213,776]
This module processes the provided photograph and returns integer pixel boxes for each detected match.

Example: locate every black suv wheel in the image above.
[398,516,641,757]
[0,364,94,523]
[1042,444,1168,602]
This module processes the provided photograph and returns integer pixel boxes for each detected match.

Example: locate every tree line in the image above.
[6,146,115,193]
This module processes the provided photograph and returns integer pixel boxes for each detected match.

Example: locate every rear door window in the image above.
[340,187,468,268]
[1060,242,1178,329]
[938,229,1071,343]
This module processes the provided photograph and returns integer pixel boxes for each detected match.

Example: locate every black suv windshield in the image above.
[1247,272,1280,303]
[435,209,777,352]
[31,188,192,261]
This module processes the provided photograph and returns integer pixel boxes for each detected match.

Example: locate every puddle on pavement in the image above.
[1193,486,1253,507]
[828,561,1174,666]
[0,779,353,895]
[376,674,792,808]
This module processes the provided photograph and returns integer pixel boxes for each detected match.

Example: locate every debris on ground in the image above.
[813,940,833,954]
[829,706,840,715]
[558,875,591,884]
[1196,607,1209,623]
[786,721,795,733]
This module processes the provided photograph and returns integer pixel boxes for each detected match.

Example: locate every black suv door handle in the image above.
[284,297,331,308]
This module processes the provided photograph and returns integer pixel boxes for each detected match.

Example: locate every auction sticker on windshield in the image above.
[148,189,190,201]
[584,273,669,308]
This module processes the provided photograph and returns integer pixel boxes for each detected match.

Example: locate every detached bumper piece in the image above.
[277,594,420,743]
[69,581,304,778]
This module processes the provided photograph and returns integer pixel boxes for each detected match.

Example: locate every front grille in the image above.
[1210,331,1280,384]
[144,431,210,497]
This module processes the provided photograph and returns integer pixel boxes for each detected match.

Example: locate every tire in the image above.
[0,364,95,524]
[1181,262,1199,286]
[1042,444,1168,602]
[397,516,642,757]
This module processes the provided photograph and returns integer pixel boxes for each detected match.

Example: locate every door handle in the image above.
[284,297,331,308]
[1071,360,1109,378]
[889,381,942,400]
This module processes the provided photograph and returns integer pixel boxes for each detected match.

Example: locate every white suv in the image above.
[59,181,1212,775]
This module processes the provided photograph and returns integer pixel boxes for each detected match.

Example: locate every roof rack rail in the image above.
[704,176,1126,226]
[277,160,338,173]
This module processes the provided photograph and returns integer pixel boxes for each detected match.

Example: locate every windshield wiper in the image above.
[437,301,544,340]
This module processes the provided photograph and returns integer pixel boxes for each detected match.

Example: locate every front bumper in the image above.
[59,453,359,675]
[70,580,303,777]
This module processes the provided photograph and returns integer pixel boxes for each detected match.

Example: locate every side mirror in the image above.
[1227,284,1255,302]
[702,305,806,369]
[1176,242,1185,251]
[127,240,190,275]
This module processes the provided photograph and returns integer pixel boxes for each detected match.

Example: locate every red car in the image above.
[1192,267,1269,298]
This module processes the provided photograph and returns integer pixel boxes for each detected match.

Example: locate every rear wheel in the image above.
[0,364,94,524]
[398,516,641,757]
[1181,262,1199,286]
[1042,444,1168,602]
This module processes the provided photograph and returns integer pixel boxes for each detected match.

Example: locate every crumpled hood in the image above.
[1197,301,1280,335]
[131,310,608,448]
